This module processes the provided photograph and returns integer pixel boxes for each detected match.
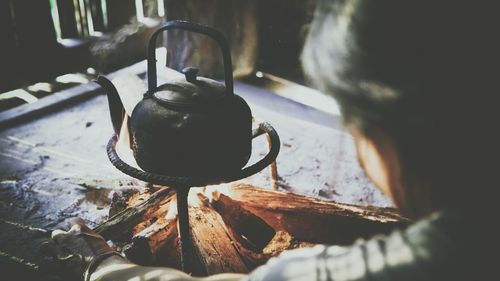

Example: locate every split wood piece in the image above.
[211,192,275,252]
[189,205,251,275]
[154,228,183,270]
[131,192,177,235]
[94,187,176,241]
[208,191,318,260]
[262,231,316,258]
[223,184,409,245]
[126,194,181,268]
[131,194,178,254]
[124,216,179,266]
[136,217,177,253]
[196,191,264,268]
[109,188,141,217]
[205,191,268,267]
[105,184,407,274]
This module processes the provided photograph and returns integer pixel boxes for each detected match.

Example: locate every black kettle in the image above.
[95,21,252,177]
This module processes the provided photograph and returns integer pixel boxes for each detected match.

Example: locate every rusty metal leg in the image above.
[266,134,279,190]
[176,187,192,273]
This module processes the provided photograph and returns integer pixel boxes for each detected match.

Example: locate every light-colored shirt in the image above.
[247,209,474,281]
[93,209,487,281]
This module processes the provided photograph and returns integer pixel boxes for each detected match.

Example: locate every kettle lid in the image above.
[152,67,226,107]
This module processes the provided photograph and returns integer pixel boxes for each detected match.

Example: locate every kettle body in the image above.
[96,21,253,177]
[130,82,252,176]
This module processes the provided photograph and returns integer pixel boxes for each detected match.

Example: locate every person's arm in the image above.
[90,257,245,281]
[244,245,339,281]
[245,211,462,281]
[49,218,246,281]
[51,216,448,281]
[49,219,346,281]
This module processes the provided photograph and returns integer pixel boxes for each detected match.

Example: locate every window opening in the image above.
[49,0,108,41]
[136,0,164,23]
[157,0,165,17]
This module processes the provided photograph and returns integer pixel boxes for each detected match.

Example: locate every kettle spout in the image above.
[94,76,125,135]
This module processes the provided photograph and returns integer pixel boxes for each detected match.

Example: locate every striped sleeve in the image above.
[246,211,463,281]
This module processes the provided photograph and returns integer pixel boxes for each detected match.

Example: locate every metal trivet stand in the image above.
[106,122,280,273]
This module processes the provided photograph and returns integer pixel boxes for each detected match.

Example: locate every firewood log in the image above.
[109,187,141,217]
[94,187,176,241]
[211,191,275,252]
[189,205,251,275]
[262,231,315,258]
[125,216,179,265]
[105,183,407,275]
[221,184,408,245]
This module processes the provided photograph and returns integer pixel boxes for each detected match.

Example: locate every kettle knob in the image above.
[181,67,199,83]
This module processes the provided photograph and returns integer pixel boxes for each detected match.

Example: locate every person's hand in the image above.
[48,218,126,281]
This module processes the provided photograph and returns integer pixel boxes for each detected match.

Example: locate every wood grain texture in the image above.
[94,187,175,241]
[223,184,408,245]
[189,205,251,275]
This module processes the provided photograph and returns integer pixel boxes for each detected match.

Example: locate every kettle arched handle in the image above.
[147,20,234,96]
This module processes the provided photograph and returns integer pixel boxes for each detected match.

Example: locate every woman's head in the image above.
[302,0,498,218]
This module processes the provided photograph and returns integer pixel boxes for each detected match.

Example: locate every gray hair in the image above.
[301,0,498,216]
